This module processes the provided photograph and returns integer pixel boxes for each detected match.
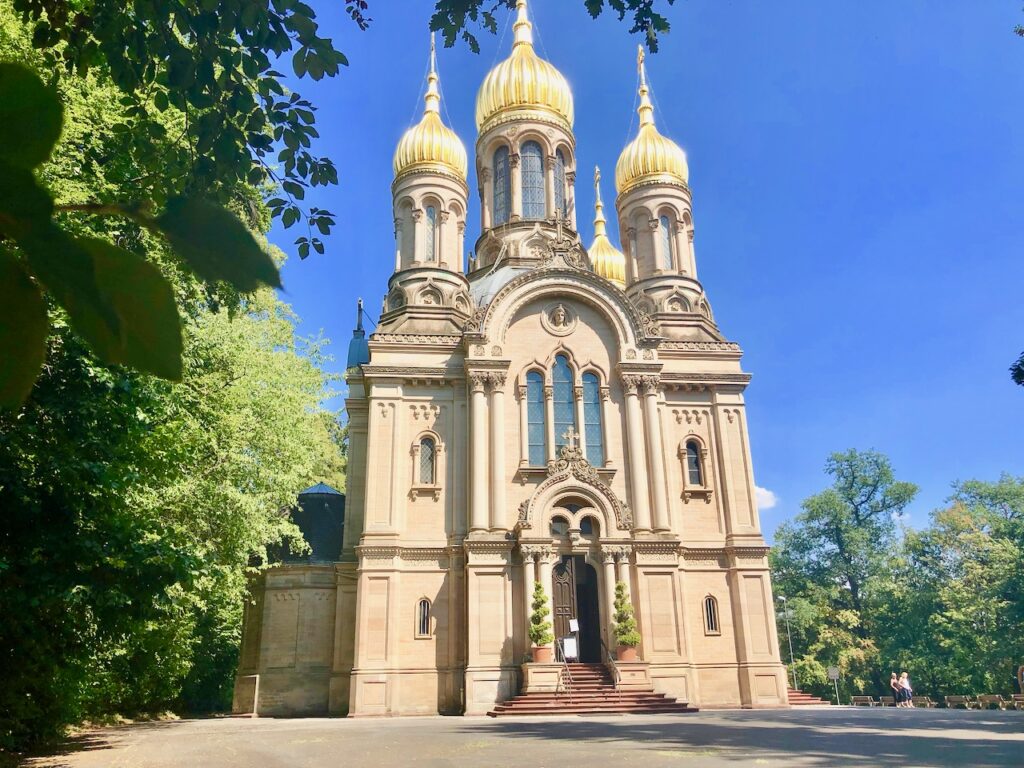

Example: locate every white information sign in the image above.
[827,666,840,681]
[561,636,578,660]
[568,619,579,633]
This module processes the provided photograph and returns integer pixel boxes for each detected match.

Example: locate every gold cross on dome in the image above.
[562,427,579,450]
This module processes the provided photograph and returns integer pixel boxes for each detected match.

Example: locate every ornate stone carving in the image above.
[487,371,507,389]
[410,403,441,421]
[659,341,741,353]
[640,374,661,394]
[462,306,488,333]
[372,333,461,346]
[620,373,642,395]
[468,372,489,392]
[541,302,577,336]
[491,345,503,356]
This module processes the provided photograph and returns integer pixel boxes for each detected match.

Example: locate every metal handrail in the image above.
[554,638,574,703]
[599,636,622,704]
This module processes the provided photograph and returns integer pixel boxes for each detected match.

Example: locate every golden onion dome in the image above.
[475,0,574,133]
[588,167,626,286]
[394,35,468,182]
[615,46,688,196]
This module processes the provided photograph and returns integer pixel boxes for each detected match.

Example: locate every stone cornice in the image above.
[370,333,463,347]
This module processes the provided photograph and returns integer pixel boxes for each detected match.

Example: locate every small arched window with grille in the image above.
[554,150,567,217]
[419,437,436,485]
[493,146,511,225]
[659,214,673,270]
[686,440,703,487]
[552,355,576,452]
[526,371,546,465]
[582,372,603,466]
[521,141,546,219]
[703,595,720,635]
[424,206,437,261]
[550,515,570,537]
[416,598,431,638]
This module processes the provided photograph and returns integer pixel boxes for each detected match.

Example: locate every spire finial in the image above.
[513,0,533,48]
[424,32,441,115]
[593,165,608,237]
[636,44,655,127]
[356,297,364,331]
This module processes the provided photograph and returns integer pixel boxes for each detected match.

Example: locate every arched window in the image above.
[424,206,437,261]
[419,437,436,484]
[686,440,703,487]
[703,595,720,635]
[554,150,567,218]
[416,598,431,637]
[493,146,511,225]
[527,371,546,465]
[550,515,570,537]
[552,355,576,451]
[521,141,546,220]
[582,372,603,466]
[659,214,673,270]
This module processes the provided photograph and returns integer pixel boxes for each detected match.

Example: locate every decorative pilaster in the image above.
[509,152,522,220]
[600,549,617,647]
[566,170,577,230]
[488,371,507,530]
[543,383,555,462]
[517,383,529,467]
[621,374,651,532]
[641,375,670,532]
[469,372,489,532]
[544,155,557,218]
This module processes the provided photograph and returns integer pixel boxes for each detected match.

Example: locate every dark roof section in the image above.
[347,298,370,369]
[282,483,345,563]
[300,482,343,496]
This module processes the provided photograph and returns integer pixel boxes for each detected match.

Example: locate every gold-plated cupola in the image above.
[394,34,468,181]
[588,167,626,286]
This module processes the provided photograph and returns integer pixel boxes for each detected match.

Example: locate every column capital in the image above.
[573,384,583,399]
[509,152,521,168]
[480,167,492,182]
[468,371,489,393]
[488,371,507,390]
[516,383,528,400]
[519,544,547,561]
[412,207,424,222]
[640,374,661,395]
[603,545,631,562]
[620,373,643,395]
[543,384,553,399]
[438,210,451,223]
[565,171,576,184]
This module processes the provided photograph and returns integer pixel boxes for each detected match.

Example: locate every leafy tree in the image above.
[529,581,553,647]
[770,450,917,697]
[1011,351,1024,386]
[613,581,641,648]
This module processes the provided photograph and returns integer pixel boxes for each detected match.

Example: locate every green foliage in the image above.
[613,581,641,647]
[772,451,1024,703]
[1011,351,1024,386]
[528,581,553,647]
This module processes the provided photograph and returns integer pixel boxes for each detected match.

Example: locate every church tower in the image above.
[472,0,579,273]
[383,35,473,332]
[616,47,718,339]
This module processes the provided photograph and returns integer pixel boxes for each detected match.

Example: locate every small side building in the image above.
[232,483,345,716]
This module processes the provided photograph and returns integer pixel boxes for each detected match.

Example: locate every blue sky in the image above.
[270,1,1024,539]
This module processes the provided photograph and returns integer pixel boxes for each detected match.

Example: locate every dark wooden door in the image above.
[551,556,577,643]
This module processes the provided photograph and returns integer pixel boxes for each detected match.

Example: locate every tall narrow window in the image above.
[527,371,546,465]
[704,595,720,634]
[424,206,436,261]
[417,598,431,637]
[686,440,703,486]
[659,214,673,270]
[554,150,567,218]
[493,147,511,225]
[553,355,576,452]
[582,372,604,466]
[419,437,436,484]
[521,141,545,220]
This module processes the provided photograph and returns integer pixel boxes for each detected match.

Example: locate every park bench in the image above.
[915,697,936,708]
[879,698,896,707]
[944,695,979,709]
[1011,694,1024,710]
[978,695,1011,710]
[851,696,878,707]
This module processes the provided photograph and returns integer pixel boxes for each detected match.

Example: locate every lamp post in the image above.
[777,595,798,691]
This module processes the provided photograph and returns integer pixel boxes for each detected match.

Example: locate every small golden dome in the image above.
[475,0,574,133]
[394,35,468,181]
[588,167,626,286]
[615,46,688,195]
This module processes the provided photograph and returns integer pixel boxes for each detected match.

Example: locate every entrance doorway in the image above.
[551,555,601,663]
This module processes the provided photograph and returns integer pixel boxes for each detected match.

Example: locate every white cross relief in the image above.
[562,427,579,450]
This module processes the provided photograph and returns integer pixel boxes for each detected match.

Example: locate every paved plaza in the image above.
[24,708,1024,768]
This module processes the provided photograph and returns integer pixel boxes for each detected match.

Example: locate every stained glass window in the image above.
[660,214,673,270]
[521,141,546,220]
[686,440,703,486]
[424,206,436,261]
[493,146,510,225]
[419,437,436,484]
[527,371,546,465]
[554,150,567,218]
[582,372,603,466]
[553,355,576,451]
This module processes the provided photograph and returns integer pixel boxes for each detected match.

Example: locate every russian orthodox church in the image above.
[233,0,789,717]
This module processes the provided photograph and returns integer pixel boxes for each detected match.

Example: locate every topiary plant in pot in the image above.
[529,581,554,662]
[613,581,641,661]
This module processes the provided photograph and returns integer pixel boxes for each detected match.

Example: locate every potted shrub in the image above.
[613,581,641,661]
[529,581,554,662]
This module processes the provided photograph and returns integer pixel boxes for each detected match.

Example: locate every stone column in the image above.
[642,375,670,532]
[520,548,538,648]
[544,155,556,219]
[543,383,555,463]
[411,207,424,263]
[573,383,586,458]
[537,552,555,651]
[674,219,688,275]
[626,228,638,283]
[688,228,698,280]
[601,550,617,649]
[599,385,613,467]
[510,152,522,220]
[480,168,493,230]
[622,374,652,532]
[488,372,506,530]
[517,383,529,468]
[457,221,466,273]
[469,372,489,532]
[393,218,402,273]
[566,171,577,230]
[437,209,449,265]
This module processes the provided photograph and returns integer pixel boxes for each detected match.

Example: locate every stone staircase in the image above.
[487,663,698,717]
[787,687,831,706]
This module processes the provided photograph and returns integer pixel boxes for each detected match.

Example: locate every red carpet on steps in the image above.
[487,663,698,717]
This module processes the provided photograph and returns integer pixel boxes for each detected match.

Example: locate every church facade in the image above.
[233,0,789,717]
